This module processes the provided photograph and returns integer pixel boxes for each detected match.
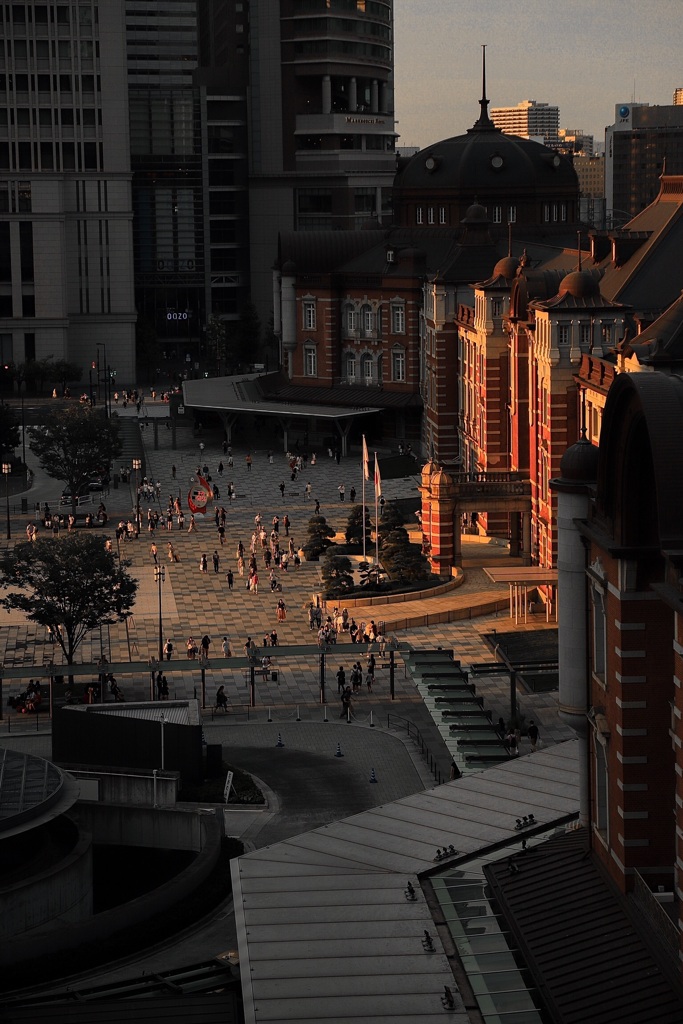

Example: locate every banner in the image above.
[362,435,370,481]
[374,454,382,497]
[187,473,213,515]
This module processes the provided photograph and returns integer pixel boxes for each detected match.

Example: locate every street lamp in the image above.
[154,564,165,663]
[159,712,166,771]
[132,458,142,536]
[2,463,10,540]
[96,343,109,418]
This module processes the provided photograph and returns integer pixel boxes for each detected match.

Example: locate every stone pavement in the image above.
[1,404,572,759]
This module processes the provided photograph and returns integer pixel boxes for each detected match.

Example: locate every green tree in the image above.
[227,301,262,371]
[47,360,83,393]
[377,500,405,544]
[344,503,372,544]
[28,406,121,512]
[0,405,20,459]
[321,553,355,599]
[357,560,385,589]
[0,535,137,665]
[205,314,228,374]
[381,527,429,583]
[303,514,335,561]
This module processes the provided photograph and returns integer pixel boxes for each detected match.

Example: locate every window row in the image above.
[543,201,567,223]
[302,345,406,382]
[415,206,447,225]
[302,299,406,335]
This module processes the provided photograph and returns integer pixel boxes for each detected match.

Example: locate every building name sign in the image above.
[345,116,385,126]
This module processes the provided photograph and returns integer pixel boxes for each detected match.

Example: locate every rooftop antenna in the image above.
[469,44,497,132]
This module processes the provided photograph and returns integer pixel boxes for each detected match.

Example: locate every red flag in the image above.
[362,435,370,481]
[374,454,382,497]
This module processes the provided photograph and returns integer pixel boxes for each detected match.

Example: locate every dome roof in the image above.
[493,255,519,280]
[558,436,599,484]
[558,270,600,299]
[396,126,577,194]
[462,202,489,222]
[281,259,296,275]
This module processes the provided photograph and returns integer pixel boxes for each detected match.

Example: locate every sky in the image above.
[393,0,682,150]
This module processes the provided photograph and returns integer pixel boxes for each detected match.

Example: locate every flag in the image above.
[373,454,382,497]
[362,435,370,481]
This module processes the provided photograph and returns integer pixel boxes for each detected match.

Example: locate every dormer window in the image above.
[386,247,395,263]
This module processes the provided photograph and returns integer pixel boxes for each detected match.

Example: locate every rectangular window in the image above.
[561,202,567,222]
[581,324,592,347]
[392,349,406,382]
[303,300,316,331]
[552,203,558,222]
[304,347,317,376]
[363,308,374,334]
[558,325,569,345]
[416,207,423,225]
[508,205,517,223]
[439,206,446,225]
[391,305,405,334]
[492,299,502,317]
[346,309,358,334]
[346,353,356,380]
[492,205,502,224]
[427,207,434,224]
[543,203,550,222]
[601,324,612,347]
[24,333,35,362]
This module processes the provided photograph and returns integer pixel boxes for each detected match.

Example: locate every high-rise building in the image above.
[490,99,559,148]
[605,101,683,221]
[557,127,593,156]
[674,87,683,105]
[0,2,136,384]
[248,0,396,322]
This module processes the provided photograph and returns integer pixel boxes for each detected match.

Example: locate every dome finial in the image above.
[468,44,500,133]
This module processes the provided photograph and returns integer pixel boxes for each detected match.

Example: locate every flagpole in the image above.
[362,435,368,562]
[374,451,379,567]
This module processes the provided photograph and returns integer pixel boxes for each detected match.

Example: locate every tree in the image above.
[0,535,137,665]
[303,514,335,561]
[321,553,355,599]
[357,560,385,589]
[205,314,228,374]
[381,527,429,583]
[0,405,20,459]
[48,360,82,393]
[28,406,121,512]
[344,504,372,545]
[377,500,405,544]
[227,301,261,371]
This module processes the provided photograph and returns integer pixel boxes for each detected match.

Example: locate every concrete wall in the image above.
[65,766,179,806]
[76,802,208,851]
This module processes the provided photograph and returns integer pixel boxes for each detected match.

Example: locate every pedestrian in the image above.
[199,553,208,573]
[172,464,177,479]
[215,685,228,712]
[338,483,345,501]
[218,461,224,475]
[226,568,234,589]
[246,453,252,472]
[150,541,158,564]
[187,636,198,659]
[276,597,286,622]
[222,440,228,455]
[218,524,225,545]
[340,685,353,719]
[163,637,174,661]
[212,550,220,573]
[336,665,346,693]
[221,636,231,657]
[279,481,286,500]
[156,670,164,700]
[505,730,519,756]
[283,514,290,536]
[160,675,169,700]
[201,634,211,660]
[527,720,540,752]
[251,571,259,594]
[314,498,321,514]
[188,514,196,533]
[379,495,386,516]
[305,481,312,501]
[365,670,373,693]
[350,486,356,503]
[261,654,272,680]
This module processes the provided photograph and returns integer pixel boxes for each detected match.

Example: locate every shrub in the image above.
[345,504,372,544]
[304,514,335,560]
[321,554,355,598]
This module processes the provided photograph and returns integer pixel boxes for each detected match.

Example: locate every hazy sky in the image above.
[394,0,681,149]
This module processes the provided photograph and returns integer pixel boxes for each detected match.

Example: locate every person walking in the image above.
[251,571,259,594]
[201,634,211,660]
[199,553,208,573]
[172,464,177,480]
[163,638,174,661]
[150,541,158,564]
[221,636,231,658]
[527,720,540,752]
[338,483,345,501]
[212,550,220,573]
[279,481,286,501]
[188,514,196,533]
[305,482,312,501]
[168,541,179,562]
[226,568,234,589]
[350,486,356,503]
[215,685,228,713]
[276,597,286,622]
[340,685,353,719]
[246,453,252,472]
[283,514,290,537]
[336,665,346,694]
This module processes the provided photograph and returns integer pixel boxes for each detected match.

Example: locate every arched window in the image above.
[361,352,373,384]
[345,351,356,381]
[361,305,374,336]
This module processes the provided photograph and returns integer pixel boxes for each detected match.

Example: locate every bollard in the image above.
[334,742,344,757]
[276,732,284,747]
[369,710,374,728]
[369,767,377,783]
[267,707,272,722]
[323,706,328,723]
[296,705,301,722]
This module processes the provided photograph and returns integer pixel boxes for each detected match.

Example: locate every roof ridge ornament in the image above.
[468,44,500,134]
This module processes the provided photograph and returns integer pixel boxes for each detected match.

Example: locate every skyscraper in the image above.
[490,99,560,148]
[0,2,136,385]
[605,101,683,221]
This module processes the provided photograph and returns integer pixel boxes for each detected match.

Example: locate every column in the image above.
[371,79,379,112]
[349,77,357,112]
[322,75,332,115]
[521,512,531,566]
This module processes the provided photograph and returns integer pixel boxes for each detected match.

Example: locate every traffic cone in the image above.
[334,742,344,757]
[276,732,284,747]
[369,767,378,783]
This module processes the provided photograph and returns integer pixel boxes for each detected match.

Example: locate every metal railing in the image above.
[387,712,445,784]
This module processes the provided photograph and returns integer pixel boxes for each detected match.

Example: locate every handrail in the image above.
[387,712,445,784]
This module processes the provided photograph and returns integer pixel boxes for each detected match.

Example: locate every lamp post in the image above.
[154,564,165,663]
[159,712,166,771]
[96,343,108,418]
[2,463,10,540]
[132,457,142,536]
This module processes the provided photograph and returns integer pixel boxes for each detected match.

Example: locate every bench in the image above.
[456,737,507,749]
[446,721,498,732]
[434,695,484,707]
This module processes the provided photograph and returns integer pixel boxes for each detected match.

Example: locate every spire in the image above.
[468,44,500,133]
